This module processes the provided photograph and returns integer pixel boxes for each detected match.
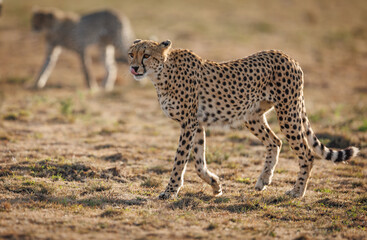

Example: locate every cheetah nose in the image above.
[130,66,139,75]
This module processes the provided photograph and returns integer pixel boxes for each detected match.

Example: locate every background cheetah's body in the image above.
[32,8,135,90]
[128,40,359,199]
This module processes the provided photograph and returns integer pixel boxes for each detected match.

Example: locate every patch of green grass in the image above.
[314,188,334,194]
[3,110,31,121]
[227,134,244,143]
[235,177,251,184]
[60,98,74,116]
[309,110,326,123]
[141,178,161,188]
[28,159,97,181]
[355,194,367,205]
[206,149,229,165]
[357,119,367,132]
[275,169,288,174]
[70,204,84,213]
[318,138,331,146]
[317,198,346,208]
[51,174,65,181]
[225,162,239,169]
[87,181,112,192]
[33,132,43,139]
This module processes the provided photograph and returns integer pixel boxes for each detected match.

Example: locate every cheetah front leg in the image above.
[34,45,61,89]
[192,125,222,196]
[158,123,198,200]
[101,45,117,91]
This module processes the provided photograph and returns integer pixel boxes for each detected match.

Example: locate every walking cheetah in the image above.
[32,8,135,90]
[128,39,359,199]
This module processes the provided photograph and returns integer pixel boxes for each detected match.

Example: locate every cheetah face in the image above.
[31,11,55,32]
[128,39,172,81]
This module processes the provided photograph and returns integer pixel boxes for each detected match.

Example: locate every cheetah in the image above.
[128,39,359,199]
[32,8,135,90]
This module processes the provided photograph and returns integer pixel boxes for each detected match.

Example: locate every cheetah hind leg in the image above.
[245,114,282,191]
[275,104,314,198]
[79,49,99,91]
[193,126,222,196]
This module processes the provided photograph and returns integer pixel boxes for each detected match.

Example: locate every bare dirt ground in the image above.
[0,0,366,239]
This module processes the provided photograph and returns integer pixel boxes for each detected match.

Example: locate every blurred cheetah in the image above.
[32,8,135,90]
[128,39,359,199]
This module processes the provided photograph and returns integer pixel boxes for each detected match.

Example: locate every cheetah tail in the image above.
[302,115,359,163]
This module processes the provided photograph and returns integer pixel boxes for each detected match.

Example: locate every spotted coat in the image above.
[128,40,359,199]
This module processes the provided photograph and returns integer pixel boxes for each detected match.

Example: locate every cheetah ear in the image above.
[133,39,142,44]
[159,40,172,49]
[159,40,172,56]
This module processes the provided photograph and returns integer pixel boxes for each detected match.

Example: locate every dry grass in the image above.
[0,0,366,239]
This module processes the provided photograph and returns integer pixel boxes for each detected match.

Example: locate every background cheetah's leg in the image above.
[245,114,282,191]
[275,103,314,198]
[159,123,198,199]
[34,45,61,88]
[192,125,222,196]
[101,45,117,91]
[79,49,98,90]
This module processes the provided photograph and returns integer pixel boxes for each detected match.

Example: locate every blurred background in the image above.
[1,0,366,92]
[0,1,366,239]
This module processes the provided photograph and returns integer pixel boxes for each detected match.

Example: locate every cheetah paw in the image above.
[254,178,270,191]
[285,189,305,198]
[213,187,223,197]
[158,191,173,200]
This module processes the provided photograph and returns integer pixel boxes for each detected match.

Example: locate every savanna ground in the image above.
[0,0,367,239]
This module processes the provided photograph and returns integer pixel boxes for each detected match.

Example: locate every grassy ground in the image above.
[0,0,367,239]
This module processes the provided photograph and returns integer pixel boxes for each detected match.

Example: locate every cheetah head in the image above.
[128,39,172,81]
[31,9,57,32]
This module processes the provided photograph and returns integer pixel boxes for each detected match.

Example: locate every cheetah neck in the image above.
[152,49,203,92]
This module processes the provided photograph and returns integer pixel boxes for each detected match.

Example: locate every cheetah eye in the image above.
[143,54,150,59]
[128,53,134,58]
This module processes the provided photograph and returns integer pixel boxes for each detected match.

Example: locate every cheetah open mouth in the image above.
[130,67,145,78]
[130,67,146,81]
